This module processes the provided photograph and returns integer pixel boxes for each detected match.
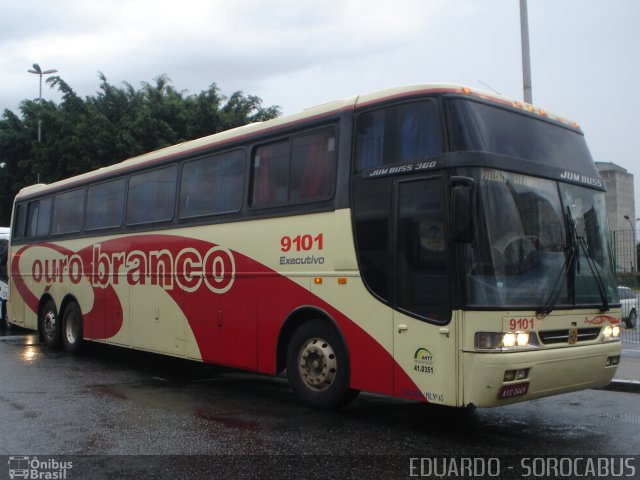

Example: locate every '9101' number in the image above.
[509,318,535,331]
[281,234,324,252]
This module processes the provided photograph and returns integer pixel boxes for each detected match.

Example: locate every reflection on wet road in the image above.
[0,325,638,477]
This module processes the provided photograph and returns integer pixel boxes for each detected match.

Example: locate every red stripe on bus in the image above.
[11,235,425,400]
[11,242,124,339]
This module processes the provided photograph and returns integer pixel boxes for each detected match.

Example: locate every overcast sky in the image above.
[1,0,639,218]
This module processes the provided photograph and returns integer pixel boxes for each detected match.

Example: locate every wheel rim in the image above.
[297,337,337,391]
[43,311,56,340]
[65,311,79,344]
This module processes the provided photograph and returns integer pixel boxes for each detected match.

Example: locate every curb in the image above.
[602,379,640,393]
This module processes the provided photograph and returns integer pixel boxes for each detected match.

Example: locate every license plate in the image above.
[498,382,529,399]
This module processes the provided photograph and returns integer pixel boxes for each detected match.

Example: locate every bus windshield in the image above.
[464,169,618,310]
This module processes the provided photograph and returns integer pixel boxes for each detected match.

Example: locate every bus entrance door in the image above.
[392,177,458,405]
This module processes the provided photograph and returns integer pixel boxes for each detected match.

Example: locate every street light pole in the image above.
[624,215,636,272]
[520,0,533,104]
[27,63,58,142]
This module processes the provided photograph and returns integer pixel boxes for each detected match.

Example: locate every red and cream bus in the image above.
[7,84,622,409]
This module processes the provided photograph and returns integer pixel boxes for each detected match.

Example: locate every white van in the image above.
[0,227,9,325]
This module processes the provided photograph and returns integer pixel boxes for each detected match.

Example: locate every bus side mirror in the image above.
[451,177,475,243]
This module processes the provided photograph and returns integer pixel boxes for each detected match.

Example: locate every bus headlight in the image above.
[502,333,516,347]
[602,325,621,341]
[475,332,538,351]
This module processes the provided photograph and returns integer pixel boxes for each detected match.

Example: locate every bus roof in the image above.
[15,83,578,200]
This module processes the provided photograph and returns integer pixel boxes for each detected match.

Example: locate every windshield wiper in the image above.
[537,207,577,317]
[539,206,609,315]
[575,235,609,312]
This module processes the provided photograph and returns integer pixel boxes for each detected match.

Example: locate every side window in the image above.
[251,141,289,207]
[290,131,336,201]
[26,198,52,238]
[26,202,40,238]
[180,150,244,218]
[86,178,125,230]
[52,189,84,235]
[37,198,52,237]
[126,166,177,225]
[355,100,442,173]
[396,178,449,321]
[251,128,337,207]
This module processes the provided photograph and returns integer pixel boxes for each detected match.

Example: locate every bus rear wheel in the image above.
[286,319,358,409]
[62,302,84,354]
[40,299,62,349]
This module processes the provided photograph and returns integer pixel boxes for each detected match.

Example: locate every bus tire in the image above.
[286,319,359,409]
[62,302,84,354]
[40,299,62,349]
[626,309,637,329]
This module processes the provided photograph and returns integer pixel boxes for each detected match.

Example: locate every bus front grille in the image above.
[538,328,601,345]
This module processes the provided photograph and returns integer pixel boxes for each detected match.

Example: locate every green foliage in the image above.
[0,74,280,225]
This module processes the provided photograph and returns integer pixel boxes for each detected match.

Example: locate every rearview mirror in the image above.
[450,177,475,243]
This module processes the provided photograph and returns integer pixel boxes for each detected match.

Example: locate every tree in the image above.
[0,74,280,225]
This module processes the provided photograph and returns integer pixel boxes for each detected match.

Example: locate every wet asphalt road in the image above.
[0,325,638,479]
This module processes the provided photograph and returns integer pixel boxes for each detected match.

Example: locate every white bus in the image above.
[1,227,9,325]
[7,84,622,409]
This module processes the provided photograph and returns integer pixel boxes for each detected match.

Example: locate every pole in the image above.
[27,64,58,143]
[624,215,636,272]
[520,0,533,103]
[37,72,43,142]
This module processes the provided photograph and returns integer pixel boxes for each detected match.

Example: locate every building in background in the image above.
[596,162,636,272]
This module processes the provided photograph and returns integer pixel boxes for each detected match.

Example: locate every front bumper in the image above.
[462,342,622,407]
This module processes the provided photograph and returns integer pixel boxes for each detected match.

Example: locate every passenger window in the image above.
[27,198,52,237]
[251,128,336,207]
[52,189,85,235]
[180,150,244,218]
[290,131,336,201]
[86,178,125,230]
[251,141,289,207]
[25,202,40,238]
[126,166,177,225]
[36,198,52,237]
[355,100,442,173]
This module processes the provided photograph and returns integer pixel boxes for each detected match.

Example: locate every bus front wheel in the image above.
[62,302,84,354]
[40,299,62,349]
[286,319,358,409]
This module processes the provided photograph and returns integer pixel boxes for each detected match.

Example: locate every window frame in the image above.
[85,178,126,232]
[51,188,86,236]
[25,200,40,239]
[179,149,246,220]
[250,126,338,209]
[354,98,444,176]
[125,164,178,227]
[25,197,52,239]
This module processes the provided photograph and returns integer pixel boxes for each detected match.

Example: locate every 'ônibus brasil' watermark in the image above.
[8,456,73,479]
